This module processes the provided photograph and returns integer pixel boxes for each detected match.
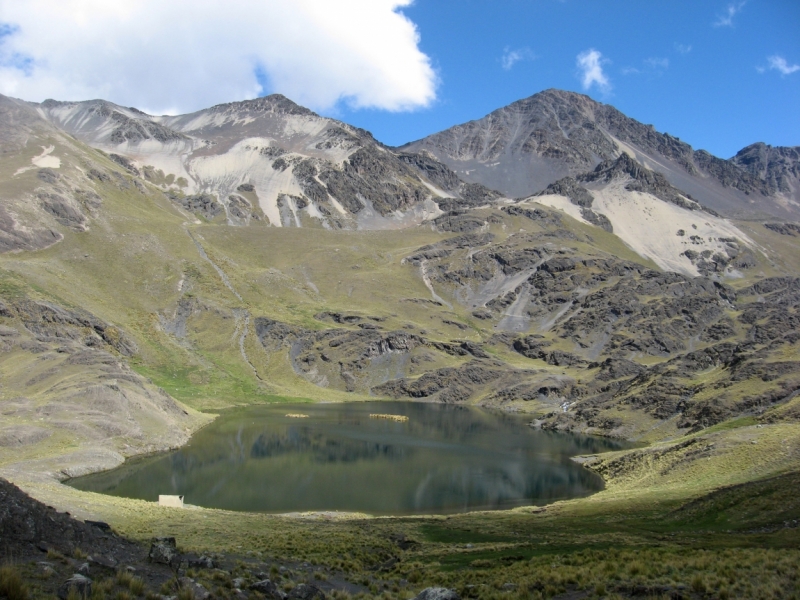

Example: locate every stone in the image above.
[88,554,117,569]
[148,537,180,567]
[251,579,287,599]
[58,574,92,600]
[178,577,211,600]
[187,554,215,569]
[287,583,326,600]
[412,587,461,600]
[84,520,111,532]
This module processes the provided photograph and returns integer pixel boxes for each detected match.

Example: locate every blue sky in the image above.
[328,0,800,158]
[1,1,797,159]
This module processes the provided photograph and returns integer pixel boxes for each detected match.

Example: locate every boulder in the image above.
[287,583,326,600]
[251,579,287,599]
[58,574,92,599]
[148,537,180,567]
[88,554,117,570]
[413,587,461,600]
[178,577,211,600]
[187,554,215,569]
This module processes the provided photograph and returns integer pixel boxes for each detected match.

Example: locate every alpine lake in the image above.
[68,401,626,515]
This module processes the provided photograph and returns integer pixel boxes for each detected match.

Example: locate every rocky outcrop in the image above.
[431,211,490,233]
[38,192,87,230]
[579,153,705,212]
[227,194,253,219]
[397,151,461,192]
[373,360,509,403]
[731,143,800,196]
[4,298,137,356]
[108,153,140,176]
[168,192,223,220]
[319,146,430,215]
[535,176,594,207]
[765,222,800,236]
[0,204,62,253]
[404,233,494,266]
[692,149,769,198]
[580,208,613,232]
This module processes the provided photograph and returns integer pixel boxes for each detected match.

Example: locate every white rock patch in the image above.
[531,179,755,277]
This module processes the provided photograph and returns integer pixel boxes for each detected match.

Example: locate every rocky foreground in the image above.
[1,477,467,600]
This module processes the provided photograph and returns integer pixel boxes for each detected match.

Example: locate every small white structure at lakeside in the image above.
[158,495,185,508]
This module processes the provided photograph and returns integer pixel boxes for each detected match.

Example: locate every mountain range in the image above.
[0,88,798,520]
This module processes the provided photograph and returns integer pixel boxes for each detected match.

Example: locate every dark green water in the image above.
[68,402,625,515]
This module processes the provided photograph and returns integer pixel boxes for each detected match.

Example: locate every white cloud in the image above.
[576,49,610,92]
[0,0,437,114]
[501,46,535,71]
[622,57,668,77]
[644,57,669,70]
[713,2,746,27]
[767,55,800,76]
[675,43,692,55]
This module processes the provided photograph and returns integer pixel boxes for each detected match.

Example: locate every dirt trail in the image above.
[420,260,452,308]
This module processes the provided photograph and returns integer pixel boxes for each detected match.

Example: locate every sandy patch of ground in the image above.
[531,181,755,277]
[13,145,61,176]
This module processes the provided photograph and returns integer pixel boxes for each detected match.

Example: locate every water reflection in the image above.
[69,402,625,515]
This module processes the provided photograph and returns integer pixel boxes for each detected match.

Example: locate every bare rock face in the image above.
[730,142,800,196]
[317,145,433,215]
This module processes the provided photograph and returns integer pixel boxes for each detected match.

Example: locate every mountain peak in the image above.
[207,94,316,117]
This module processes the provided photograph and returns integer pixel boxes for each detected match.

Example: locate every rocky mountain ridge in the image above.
[32,94,499,231]
[400,89,800,220]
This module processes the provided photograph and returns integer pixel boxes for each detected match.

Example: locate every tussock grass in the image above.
[0,565,28,600]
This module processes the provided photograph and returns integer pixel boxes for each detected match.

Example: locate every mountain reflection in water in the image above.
[69,402,626,515]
